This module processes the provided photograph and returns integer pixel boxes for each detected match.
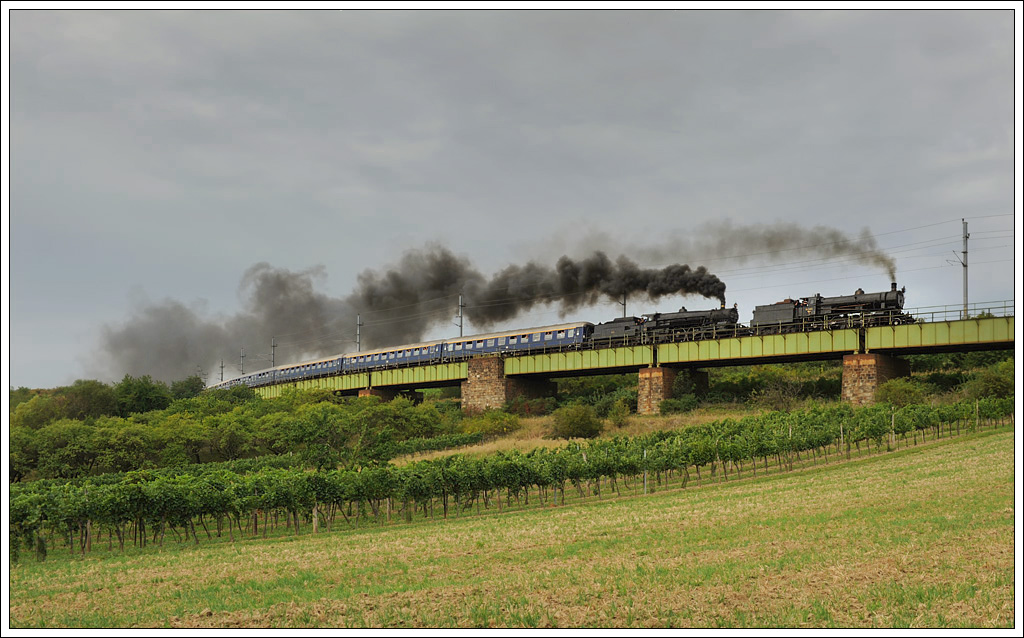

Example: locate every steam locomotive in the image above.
[591,304,741,345]
[750,283,908,333]
[209,284,912,390]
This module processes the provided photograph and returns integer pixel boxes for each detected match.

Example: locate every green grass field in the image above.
[8,427,1016,628]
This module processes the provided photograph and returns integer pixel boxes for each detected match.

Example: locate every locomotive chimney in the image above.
[891,282,897,292]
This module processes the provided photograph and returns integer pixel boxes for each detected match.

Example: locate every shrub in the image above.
[459,410,522,439]
[504,396,557,416]
[590,387,638,417]
[659,395,699,415]
[921,371,969,392]
[750,378,802,411]
[607,399,631,428]
[671,370,709,397]
[550,404,603,440]
[429,399,465,430]
[875,377,936,407]
[960,359,1014,400]
[797,377,841,400]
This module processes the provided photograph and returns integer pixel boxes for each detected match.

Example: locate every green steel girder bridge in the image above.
[253,302,1014,402]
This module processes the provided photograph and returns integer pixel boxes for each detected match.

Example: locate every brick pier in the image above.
[637,366,677,415]
[841,353,910,406]
[461,357,555,413]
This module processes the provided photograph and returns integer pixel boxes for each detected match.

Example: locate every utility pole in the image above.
[950,219,970,318]
[220,360,224,382]
[356,314,363,352]
[455,293,465,337]
[270,338,277,384]
[962,218,969,319]
[239,348,245,374]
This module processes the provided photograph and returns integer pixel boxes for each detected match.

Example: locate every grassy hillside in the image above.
[8,426,1015,629]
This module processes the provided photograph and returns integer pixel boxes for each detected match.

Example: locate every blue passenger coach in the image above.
[209,321,594,390]
[343,340,445,373]
[442,322,592,360]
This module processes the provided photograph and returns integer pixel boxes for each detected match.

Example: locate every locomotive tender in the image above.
[210,284,911,391]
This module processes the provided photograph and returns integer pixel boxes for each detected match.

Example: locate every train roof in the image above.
[207,321,594,386]
[345,322,593,356]
[345,339,447,357]
[445,321,594,342]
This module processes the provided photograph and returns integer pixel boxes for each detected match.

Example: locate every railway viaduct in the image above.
[253,313,1015,414]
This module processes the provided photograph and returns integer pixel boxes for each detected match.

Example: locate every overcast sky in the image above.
[5,7,1020,389]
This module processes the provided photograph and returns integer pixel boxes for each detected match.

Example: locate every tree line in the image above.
[9,378,463,482]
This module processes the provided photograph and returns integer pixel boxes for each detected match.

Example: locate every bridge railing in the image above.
[903,300,1015,324]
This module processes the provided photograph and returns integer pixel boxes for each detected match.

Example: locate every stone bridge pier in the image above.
[636,366,709,415]
[461,357,555,413]
[637,366,677,415]
[841,353,910,406]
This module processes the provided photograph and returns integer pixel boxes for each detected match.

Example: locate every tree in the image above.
[55,379,118,420]
[34,419,100,479]
[205,411,256,462]
[253,412,299,456]
[158,413,210,465]
[10,395,59,429]
[9,386,37,411]
[170,375,207,400]
[114,375,172,416]
[9,426,39,482]
[291,402,349,470]
[94,419,156,473]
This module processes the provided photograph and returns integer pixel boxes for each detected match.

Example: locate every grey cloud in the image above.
[9,9,1015,387]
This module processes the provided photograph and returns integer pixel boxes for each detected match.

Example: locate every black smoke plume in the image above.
[465,253,725,325]
[96,219,899,384]
[697,221,898,281]
[94,247,725,383]
[568,222,898,281]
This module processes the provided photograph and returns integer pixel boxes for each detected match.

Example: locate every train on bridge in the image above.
[210,283,912,391]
